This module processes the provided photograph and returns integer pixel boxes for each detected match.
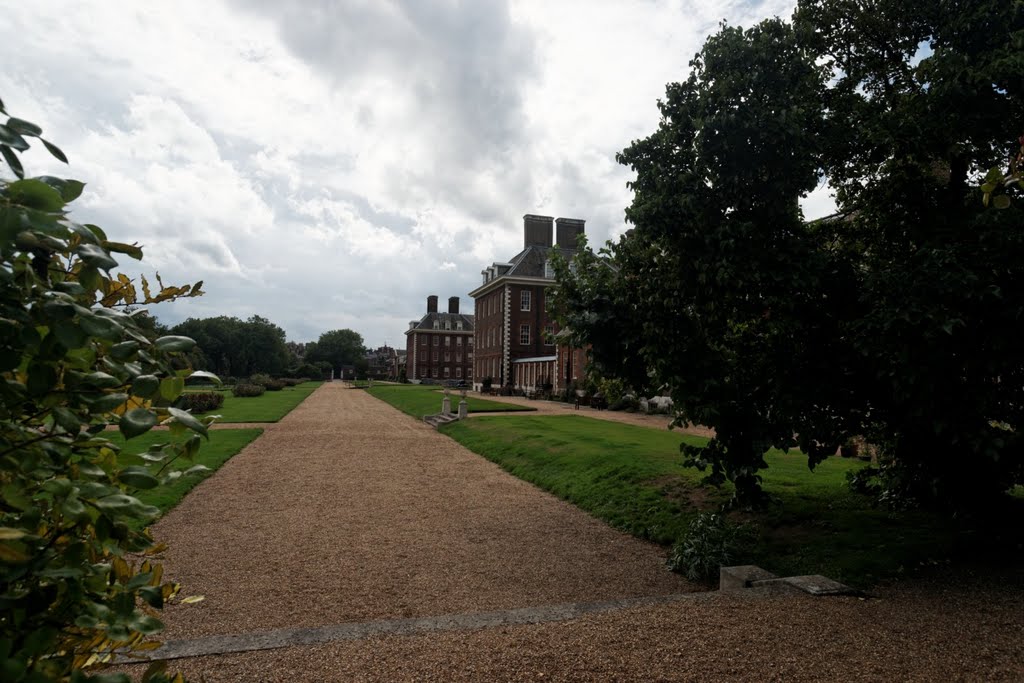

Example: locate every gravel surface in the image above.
[151,383,695,641]
[157,571,1024,682]
[132,383,1023,681]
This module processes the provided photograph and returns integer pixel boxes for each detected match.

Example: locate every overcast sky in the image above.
[1,0,833,347]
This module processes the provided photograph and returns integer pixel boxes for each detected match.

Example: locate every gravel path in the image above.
[151,383,695,642]
[135,383,1023,681]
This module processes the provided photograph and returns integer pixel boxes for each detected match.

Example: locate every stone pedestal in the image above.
[458,398,468,419]
[442,389,451,416]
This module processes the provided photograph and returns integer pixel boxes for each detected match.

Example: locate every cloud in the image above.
[1,0,807,347]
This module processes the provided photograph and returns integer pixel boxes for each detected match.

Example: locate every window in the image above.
[468,337,473,347]
[456,353,462,362]
[520,324,530,345]
[433,336,439,346]
[420,335,427,345]
[457,337,462,346]
[544,325,554,345]
[544,259,554,278]
[456,321,463,330]
[456,367,462,378]
[432,368,439,378]
[420,367,427,377]
[443,367,450,378]
[444,320,450,330]
[432,351,438,362]
[445,336,450,346]
[444,352,450,362]
[521,290,531,311]
[433,320,439,329]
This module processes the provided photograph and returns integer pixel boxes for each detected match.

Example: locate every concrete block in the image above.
[719,565,778,592]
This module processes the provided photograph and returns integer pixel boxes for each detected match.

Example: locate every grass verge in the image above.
[442,414,1017,587]
[195,381,322,422]
[366,383,535,418]
[110,428,263,523]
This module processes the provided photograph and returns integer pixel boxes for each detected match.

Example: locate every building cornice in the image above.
[468,275,556,298]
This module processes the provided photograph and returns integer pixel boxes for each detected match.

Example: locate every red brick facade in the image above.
[470,215,585,393]
[404,295,474,383]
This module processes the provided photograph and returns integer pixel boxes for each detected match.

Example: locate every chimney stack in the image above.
[523,214,554,248]
[448,296,460,314]
[427,295,438,313]
[555,217,586,249]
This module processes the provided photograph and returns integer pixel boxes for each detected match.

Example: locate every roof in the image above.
[469,244,576,297]
[405,311,475,335]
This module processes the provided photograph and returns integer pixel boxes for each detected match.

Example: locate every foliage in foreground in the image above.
[1,101,211,681]
[667,513,752,583]
[552,1,1024,510]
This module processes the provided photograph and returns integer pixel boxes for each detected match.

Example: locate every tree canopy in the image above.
[553,1,1024,509]
[170,314,289,378]
[306,329,365,376]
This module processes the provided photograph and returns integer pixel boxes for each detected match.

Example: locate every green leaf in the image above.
[1,144,25,178]
[52,407,83,433]
[119,408,157,439]
[158,375,185,401]
[154,335,196,352]
[79,312,123,340]
[980,182,995,193]
[53,319,88,348]
[5,179,66,211]
[993,194,1011,209]
[82,371,121,389]
[76,243,118,271]
[6,117,43,136]
[188,370,221,384]
[132,374,161,399]
[104,241,144,260]
[166,407,209,438]
[111,340,140,360]
[0,123,29,151]
[37,176,85,202]
[41,138,68,164]
[119,466,159,490]
[87,392,129,413]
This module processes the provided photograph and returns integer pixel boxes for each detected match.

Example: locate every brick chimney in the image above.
[555,217,586,249]
[523,214,554,248]
[427,295,438,313]
[448,296,460,314]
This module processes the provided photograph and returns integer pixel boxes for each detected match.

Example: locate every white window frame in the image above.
[521,290,531,311]
[520,324,530,345]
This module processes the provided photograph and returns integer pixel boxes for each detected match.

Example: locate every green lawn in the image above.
[366,383,535,418]
[442,414,1016,586]
[109,428,263,524]
[195,381,322,422]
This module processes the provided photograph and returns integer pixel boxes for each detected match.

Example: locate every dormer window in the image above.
[544,259,554,278]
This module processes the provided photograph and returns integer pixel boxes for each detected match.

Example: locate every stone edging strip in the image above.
[146,592,716,661]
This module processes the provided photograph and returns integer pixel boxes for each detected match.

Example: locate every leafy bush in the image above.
[248,373,273,387]
[667,512,752,582]
[181,391,225,414]
[264,378,286,391]
[280,377,305,387]
[609,394,639,412]
[232,383,266,397]
[0,104,209,681]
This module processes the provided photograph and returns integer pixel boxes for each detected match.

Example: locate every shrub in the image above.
[667,512,752,582]
[609,394,639,411]
[232,383,266,397]
[180,391,225,414]
[248,373,273,387]
[280,377,305,387]
[264,378,286,391]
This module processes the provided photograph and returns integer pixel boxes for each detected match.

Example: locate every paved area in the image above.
[129,383,1023,681]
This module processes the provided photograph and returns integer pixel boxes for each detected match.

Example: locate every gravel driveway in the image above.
[136,383,1023,681]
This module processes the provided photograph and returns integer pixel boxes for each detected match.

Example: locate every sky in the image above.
[0,0,834,347]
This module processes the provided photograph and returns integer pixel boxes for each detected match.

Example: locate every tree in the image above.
[1,100,212,680]
[170,314,289,378]
[306,329,365,376]
[554,2,1024,510]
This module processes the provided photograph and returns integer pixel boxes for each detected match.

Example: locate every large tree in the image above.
[306,329,365,376]
[170,314,289,378]
[554,1,1024,509]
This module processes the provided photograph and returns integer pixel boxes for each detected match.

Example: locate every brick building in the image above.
[469,214,587,393]
[404,295,475,383]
